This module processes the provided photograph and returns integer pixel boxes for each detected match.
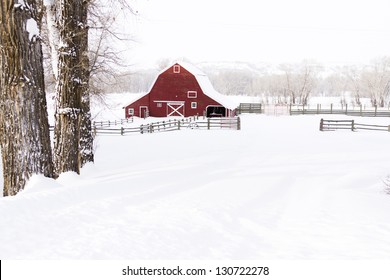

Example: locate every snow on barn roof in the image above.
[176,62,239,110]
[154,62,239,110]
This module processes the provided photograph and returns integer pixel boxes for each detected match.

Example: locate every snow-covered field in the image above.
[1,107,390,259]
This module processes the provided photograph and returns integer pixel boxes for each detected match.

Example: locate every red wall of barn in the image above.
[148,64,222,117]
[125,63,227,118]
[124,94,149,118]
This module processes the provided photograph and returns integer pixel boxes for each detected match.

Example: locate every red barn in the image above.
[124,62,238,118]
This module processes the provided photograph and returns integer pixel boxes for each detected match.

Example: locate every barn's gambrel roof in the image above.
[157,62,239,110]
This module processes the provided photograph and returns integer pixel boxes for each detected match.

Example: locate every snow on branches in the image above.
[57,107,81,118]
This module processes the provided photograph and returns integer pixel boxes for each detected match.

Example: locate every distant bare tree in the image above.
[280,61,320,105]
[361,57,390,107]
[342,65,363,106]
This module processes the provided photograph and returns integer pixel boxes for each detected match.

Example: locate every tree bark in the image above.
[53,0,92,174]
[0,0,54,196]
[79,0,94,166]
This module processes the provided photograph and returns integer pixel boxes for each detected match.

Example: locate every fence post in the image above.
[178,120,181,130]
[388,125,390,132]
[289,104,292,115]
[375,105,377,117]
[317,104,320,114]
[351,120,355,131]
[120,127,124,136]
[207,118,210,130]
[345,104,348,115]
[237,117,241,130]
[302,104,305,115]
[140,124,143,134]
[360,104,363,117]
[330,103,333,114]
[319,118,324,131]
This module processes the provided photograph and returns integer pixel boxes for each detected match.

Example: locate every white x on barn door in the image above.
[167,102,185,117]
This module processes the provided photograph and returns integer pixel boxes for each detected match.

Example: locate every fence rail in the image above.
[92,117,133,128]
[236,103,390,117]
[291,104,390,117]
[320,119,390,132]
[236,103,262,114]
[92,116,240,136]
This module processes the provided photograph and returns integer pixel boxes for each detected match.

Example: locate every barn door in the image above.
[167,102,185,117]
[140,106,149,118]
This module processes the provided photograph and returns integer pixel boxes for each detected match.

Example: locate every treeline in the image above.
[210,57,390,107]
[104,57,390,107]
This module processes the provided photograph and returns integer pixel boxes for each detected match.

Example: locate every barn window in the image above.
[173,65,180,73]
[156,102,162,108]
[187,91,197,98]
[191,102,197,109]
[128,108,134,115]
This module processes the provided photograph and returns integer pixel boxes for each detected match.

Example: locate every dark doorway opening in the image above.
[206,106,226,117]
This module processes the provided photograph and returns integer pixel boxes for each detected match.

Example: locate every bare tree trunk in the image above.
[0,0,54,196]
[53,0,90,174]
[80,0,94,166]
[80,51,94,166]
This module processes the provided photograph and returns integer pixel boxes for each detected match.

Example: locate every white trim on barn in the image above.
[173,65,180,73]
[153,100,186,104]
[139,106,149,118]
[167,102,185,117]
[187,91,197,98]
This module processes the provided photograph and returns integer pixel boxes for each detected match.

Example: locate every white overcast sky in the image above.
[125,0,390,67]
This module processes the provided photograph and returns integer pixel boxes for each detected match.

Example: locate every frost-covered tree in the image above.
[44,0,91,174]
[45,0,136,173]
[361,57,390,107]
[280,61,321,105]
[0,0,54,196]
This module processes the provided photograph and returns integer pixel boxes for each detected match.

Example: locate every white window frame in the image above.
[187,91,197,98]
[191,102,197,109]
[173,65,180,73]
[128,108,134,115]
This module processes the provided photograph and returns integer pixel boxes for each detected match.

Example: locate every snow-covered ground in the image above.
[1,109,390,259]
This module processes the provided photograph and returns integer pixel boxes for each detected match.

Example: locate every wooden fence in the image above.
[291,104,390,117]
[49,117,134,131]
[236,103,390,117]
[236,103,262,114]
[94,116,241,136]
[92,117,133,128]
[320,119,390,132]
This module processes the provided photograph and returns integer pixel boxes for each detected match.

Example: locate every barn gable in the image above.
[125,62,238,118]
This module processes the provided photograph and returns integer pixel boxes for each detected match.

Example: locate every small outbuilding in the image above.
[124,62,238,118]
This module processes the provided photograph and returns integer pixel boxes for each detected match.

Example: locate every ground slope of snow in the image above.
[1,115,390,259]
